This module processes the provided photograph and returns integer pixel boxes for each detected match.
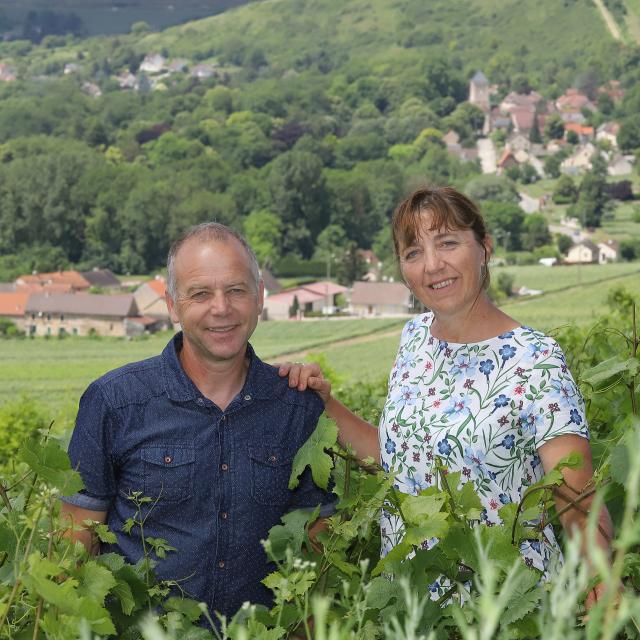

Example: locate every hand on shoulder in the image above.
[277,361,332,405]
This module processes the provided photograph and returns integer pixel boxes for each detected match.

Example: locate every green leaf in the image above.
[163,597,204,622]
[366,576,404,614]
[581,356,640,387]
[400,494,446,526]
[111,578,136,615]
[289,415,337,490]
[18,438,84,495]
[76,561,117,602]
[500,569,541,625]
[403,517,449,545]
[265,507,318,560]
[92,523,117,544]
[78,596,117,635]
[610,439,631,486]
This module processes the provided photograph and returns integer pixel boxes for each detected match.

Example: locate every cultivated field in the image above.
[2,262,639,428]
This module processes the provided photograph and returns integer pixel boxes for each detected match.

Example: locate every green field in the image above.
[0,318,404,425]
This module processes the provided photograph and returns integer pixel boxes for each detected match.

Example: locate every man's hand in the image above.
[278,362,332,404]
[59,502,107,555]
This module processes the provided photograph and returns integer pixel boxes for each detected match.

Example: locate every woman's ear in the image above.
[483,235,494,261]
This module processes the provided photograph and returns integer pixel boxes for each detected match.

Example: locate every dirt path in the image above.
[593,0,622,40]
[266,327,402,362]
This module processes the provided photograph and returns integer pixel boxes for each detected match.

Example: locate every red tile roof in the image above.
[0,292,30,317]
[147,279,166,297]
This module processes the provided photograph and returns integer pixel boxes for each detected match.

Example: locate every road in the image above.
[477,138,497,174]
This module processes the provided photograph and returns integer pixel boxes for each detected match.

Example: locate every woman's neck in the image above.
[429,296,519,343]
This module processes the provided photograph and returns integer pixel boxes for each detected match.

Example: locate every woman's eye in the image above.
[440,240,458,249]
[404,249,420,261]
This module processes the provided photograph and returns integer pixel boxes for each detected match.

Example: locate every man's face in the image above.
[166,237,264,365]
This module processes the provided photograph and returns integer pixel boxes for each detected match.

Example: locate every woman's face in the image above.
[398,210,490,320]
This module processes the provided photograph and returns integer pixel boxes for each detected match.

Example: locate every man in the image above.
[60,223,333,619]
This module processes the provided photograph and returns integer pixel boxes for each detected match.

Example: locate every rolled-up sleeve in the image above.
[61,382,117,512]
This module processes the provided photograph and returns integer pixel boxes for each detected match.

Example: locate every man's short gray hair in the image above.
[166,222,261,300]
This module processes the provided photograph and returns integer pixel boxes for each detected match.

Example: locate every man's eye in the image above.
[191,291,208,300]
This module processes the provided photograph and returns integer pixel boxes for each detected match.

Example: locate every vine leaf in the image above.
[19,438,84,495]
[77,560,117,602]
[581,356,639,387]
[289,415,337,490]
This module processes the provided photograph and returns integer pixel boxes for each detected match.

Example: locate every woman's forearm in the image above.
[325,396,381,462]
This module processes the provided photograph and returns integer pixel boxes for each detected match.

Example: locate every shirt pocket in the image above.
[249,445,293,506]
[141,445,195,504]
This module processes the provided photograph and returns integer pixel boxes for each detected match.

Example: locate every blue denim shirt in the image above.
[62,333,333,618]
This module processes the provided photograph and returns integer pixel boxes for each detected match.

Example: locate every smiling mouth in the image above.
[429,279,455,290]
[207,326,237,333]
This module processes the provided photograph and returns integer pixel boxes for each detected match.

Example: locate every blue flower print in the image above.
[450,354,478,379]
[527,342,542,359]
[499,344,517,362]
[501,434,515,449]
[550,379,576,408]
[437,438,452,455]
[531,453,541,469]
[519,408,543,435]
[499,493,511,504]
[444,395,470,416]
[404,474,428,495]
[464,446,488,476]
[382,460,390,472]
[438,340,448,353]
[400,385,418,406]
[494,394,509,409]
[385,438,396,454]
[479,359,495,376]
[569,408,582,425]
[406,321,417,334]
[498,331,514,339]
[428,580,440,593]
[480,508,488,522]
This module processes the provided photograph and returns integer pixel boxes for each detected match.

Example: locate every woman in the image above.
[281,186,613,608]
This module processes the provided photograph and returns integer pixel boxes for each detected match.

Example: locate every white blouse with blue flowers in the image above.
[379,312,589,586]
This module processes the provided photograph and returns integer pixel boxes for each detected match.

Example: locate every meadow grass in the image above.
[0,318,404,424]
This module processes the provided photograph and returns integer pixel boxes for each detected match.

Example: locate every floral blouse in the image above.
[379,312,589,585]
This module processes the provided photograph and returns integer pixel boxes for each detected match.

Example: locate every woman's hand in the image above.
[278,362,332,404]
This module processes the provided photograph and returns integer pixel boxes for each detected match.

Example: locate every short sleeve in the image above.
[288,391,337,516]
[527,338,589,448]
[60,382,117,512]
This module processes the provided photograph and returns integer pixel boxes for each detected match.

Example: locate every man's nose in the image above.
[208,290,231,314]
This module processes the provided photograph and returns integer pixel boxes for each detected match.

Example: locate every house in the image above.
[510,108,535,134]
[497,149,518,172]
[80,268,121,289]
[190,64,217,79]
[15,270,91,291]
[0,63,17,82]
[499,91,543,113]
[168,59,189,73]
[565,240,599,264]
[596,121,620,148]
[82,82,102,98]
[349,282,412,316]
[564,123,594,143]
[133,278,172,329]
[261,268,282,296]
[117,72,137,89]
[263,281,347,320]
[598,239,619,264]
[598,80,624,103]
[25,293,139,337]
[560,143,596,174]
[506,133,531,153]
[488,107,512,132]
[607,154,634,176]
[140,53,166,74]
[556,89,596,113]
[469,71,490,112]
[0,292,30,330]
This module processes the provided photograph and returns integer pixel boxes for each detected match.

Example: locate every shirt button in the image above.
[164,455,173,464]
[220,511,228,520]
[244,394,252,401]
[221,463,229,471]
[269,455,277,463]
[218,560,225,569]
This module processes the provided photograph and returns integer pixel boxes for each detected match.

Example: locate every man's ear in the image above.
[166,292,180,324]
[257,279,265,315]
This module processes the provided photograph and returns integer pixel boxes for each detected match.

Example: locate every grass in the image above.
[0,318,405,423]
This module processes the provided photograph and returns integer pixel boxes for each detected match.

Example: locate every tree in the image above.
[557,234,573,255]
[481,201,525,251]
[334,241,367,286]
[243,210,282,267]
[552,175,578,204]
[617,116,640,151]
[521,214,551,251]
[520,163,538,184]
[313,224,349,263]
[544,154,562,179]
[529,114,542,144]
[544,114,565,141]
[566,130,579,145]
[465,175,520,204]
[569,171,610,228]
